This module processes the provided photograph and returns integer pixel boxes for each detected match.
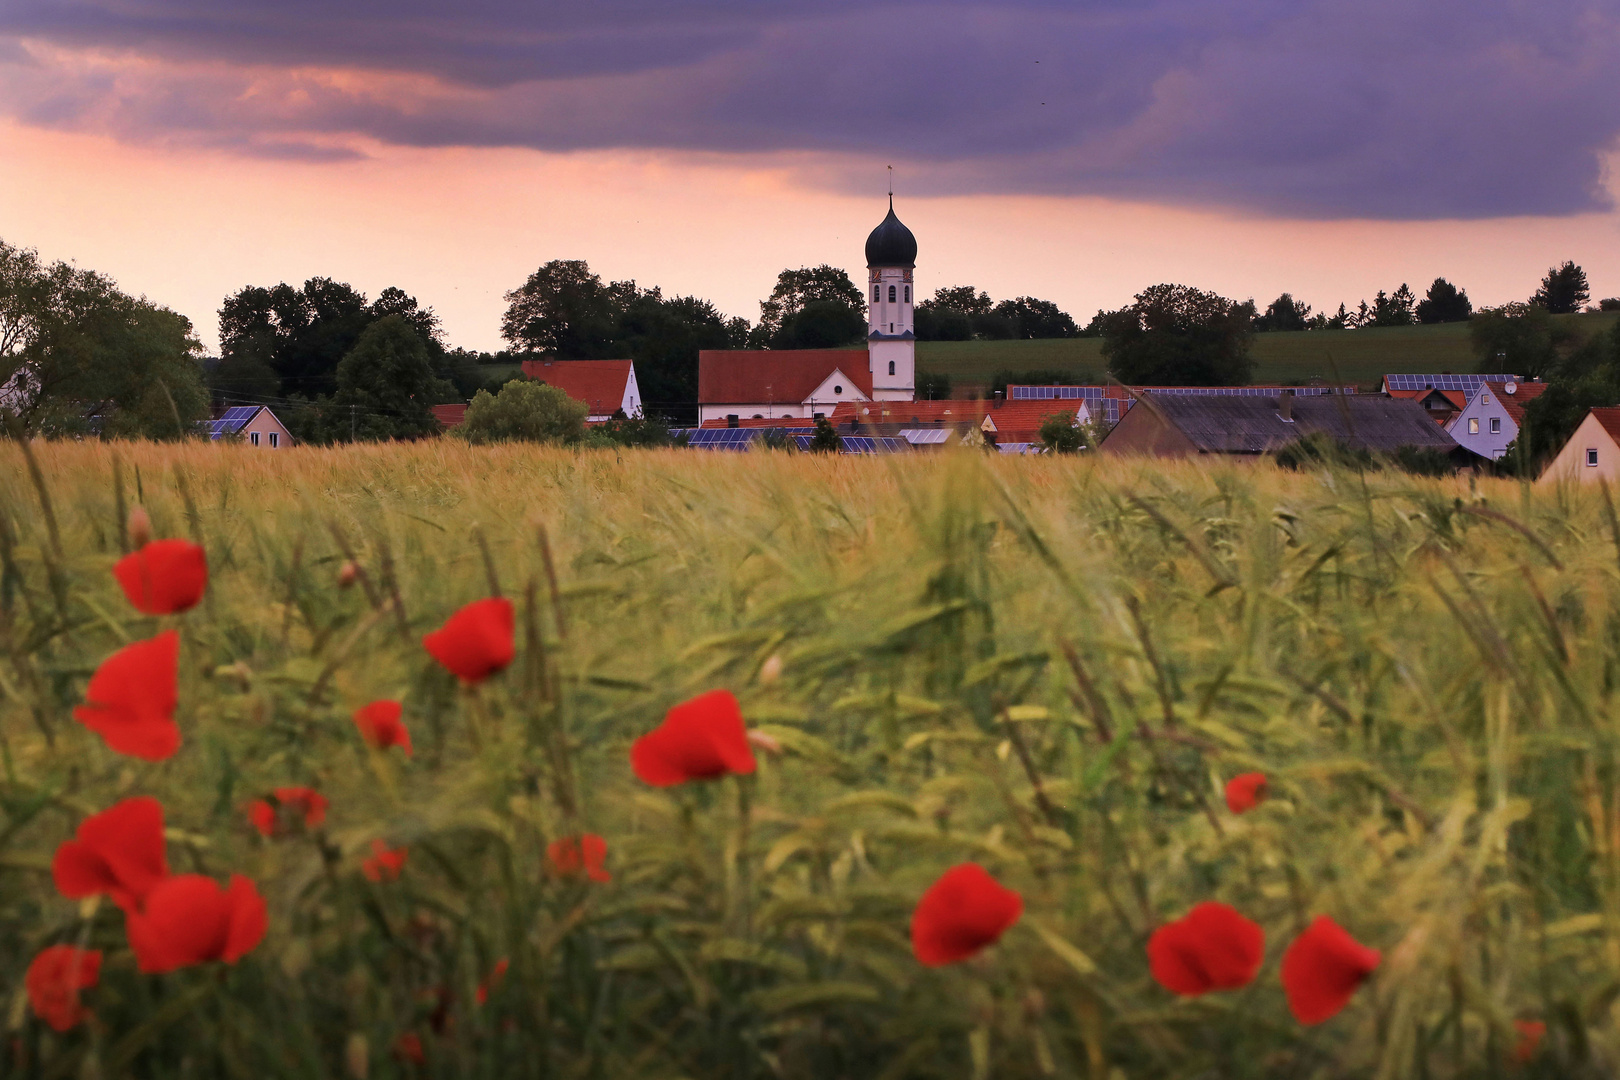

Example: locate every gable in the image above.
[520,359,633,415]
[803,367,870,405]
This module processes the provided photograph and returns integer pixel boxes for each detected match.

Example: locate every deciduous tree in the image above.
[457,379,588,445]
[1101,284,1255,386]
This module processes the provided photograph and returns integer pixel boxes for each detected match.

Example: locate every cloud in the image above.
[3,0,1619,219]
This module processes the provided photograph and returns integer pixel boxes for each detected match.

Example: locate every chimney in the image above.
[1279,389,1294,422]
[726,414,739,428]
[993,390,1004,409]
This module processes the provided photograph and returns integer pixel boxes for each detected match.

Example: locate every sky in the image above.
[3,0,1620,353]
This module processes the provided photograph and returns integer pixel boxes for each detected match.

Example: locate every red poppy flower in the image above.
[363,839,408,882]
[125,873,268,974]
[26,946,101,1032]
[72,630,181,761]
[1512,1019,1546,1063]
[1147,901,1265,995]
[394,1032,426,1064]
[52,796,170,911]
[476,957,510,1005]
[631,690,758,787]
[1225,773,1269,814]
[353,701,412,756]
[248,787,329,836]
[547,834,611,882]
[911,863,1024,966]
[1281,916,1382,1025]
[422,598,515,683]
[113,539,208,615]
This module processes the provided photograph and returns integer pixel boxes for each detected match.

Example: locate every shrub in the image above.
[457,378,588,444]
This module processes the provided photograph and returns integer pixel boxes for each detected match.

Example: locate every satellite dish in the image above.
[1504,381,1518,395]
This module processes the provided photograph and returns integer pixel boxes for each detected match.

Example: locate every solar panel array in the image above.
[789,435,910,454]
[1009,384,1355,401]
[203,405,259,440]
[900,428,952,445]
[1383,373,1520,392]
[996,442,1040,455]
[687,428,760,450]
[1009,385,1100,401]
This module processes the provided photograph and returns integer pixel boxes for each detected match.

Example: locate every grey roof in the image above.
[1131,392,1461,454]
[865,200,918,268]
[203,405,263,440]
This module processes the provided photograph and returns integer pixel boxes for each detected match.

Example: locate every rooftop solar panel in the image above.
[1384,373,1519,392]
[220,405,259,421]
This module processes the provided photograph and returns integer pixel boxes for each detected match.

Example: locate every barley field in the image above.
[2,440,1617,1078]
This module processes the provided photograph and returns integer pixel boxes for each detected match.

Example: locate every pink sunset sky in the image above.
[3,1,1620,353]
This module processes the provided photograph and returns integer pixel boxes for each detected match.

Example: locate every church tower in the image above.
[865,197,917,402]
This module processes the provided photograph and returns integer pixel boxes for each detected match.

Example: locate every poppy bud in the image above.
[759,654,783,685]
[26,946,101,1032]
[746,729,783,756]
[338,561,359,589]
[129,505,151,547]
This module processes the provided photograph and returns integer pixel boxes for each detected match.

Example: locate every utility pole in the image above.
[350,404,356,441]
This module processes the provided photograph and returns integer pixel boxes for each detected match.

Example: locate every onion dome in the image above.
[865,200,917,268]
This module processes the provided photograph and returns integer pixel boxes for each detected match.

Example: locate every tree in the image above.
[1470,303,1578,380]
[1370,285,1416,327]
[1253,293,1311,332]
[615,288,734,418]
[1416,278,1473,324]
[777,299,866,349]
[758,266,865,345]
[1532,261,1590,314]
[992,297,1079,339]
[597,413,672,448]
[329,315,443,441]
[501,260,623,358]
[808,415,842,453]
[923,286,993,316]
[457,379,588,445]
[916,372,952,400]
[1038,411,1084,453]
[2,243,208,438]
[1101,284,1255,386]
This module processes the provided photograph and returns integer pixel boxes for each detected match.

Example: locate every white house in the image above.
[1539,408,1620,484]
[1445,379,1547,459]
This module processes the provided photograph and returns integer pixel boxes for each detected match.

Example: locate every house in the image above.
[697,198,919,421]
[204,405,292,448]
[697,350,873,425]
[1445,379,1546,459]
[1098,391,1464,460]
[1382,373,1522,427]
[1538,408,1620,483]
[829,397,1088,446]
[519,359,642,421]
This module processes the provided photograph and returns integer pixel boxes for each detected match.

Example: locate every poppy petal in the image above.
[1281,916,1382,1025]
[73,631,181,761]
[910,863,1024,966]
[26,946,102,1032]
[422,598,515,683]
[1225,773,1269,814]
[51,796,169,909]
[630,690,757,787]
[222,875,269,963]
[353,701,412,756]
[127,875,234,974]
[113,539,208,615]
[1147,902,1264,995]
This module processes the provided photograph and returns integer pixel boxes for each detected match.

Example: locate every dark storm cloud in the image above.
[3,0,1619,218]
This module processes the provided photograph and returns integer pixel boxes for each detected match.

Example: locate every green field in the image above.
[6,441,1620,1076]
[919,311,1620,391]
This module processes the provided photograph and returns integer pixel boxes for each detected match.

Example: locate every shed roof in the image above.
[431,404,467,428]
[1122,392,1460,454]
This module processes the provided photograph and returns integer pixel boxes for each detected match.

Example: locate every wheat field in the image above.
[1,440,1615,1078]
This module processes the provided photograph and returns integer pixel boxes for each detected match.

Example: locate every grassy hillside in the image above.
[919,310,1620,391]
[4,440,1620,1076]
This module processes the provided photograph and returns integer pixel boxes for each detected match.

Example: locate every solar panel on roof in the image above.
[1385,373,1519,392]
[221,405,258,421]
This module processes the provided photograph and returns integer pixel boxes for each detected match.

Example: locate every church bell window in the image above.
[888,285,897,302]
[873,285,880,303]
[904,286,910,303]
[888,361,896,375]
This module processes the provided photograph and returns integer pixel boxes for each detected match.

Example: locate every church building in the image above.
[697,200,918,425]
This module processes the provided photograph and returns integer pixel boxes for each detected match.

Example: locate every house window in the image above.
[888,361,895,375]
[1468,418,1479,434]
[1589,449,1600,467]
[1490,417,1500,433]
[269,432,279,448]
[250,432,260,446]
[888,285,896,302]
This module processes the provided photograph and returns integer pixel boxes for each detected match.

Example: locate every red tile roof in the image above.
[697,417,819,429]
[698,350,873,404]
[520,359,633,414]
[1592,407,1620,443]
[431,404,467,428]
[1495,381,1547,425]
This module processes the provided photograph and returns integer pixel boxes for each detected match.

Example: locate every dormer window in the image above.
[888,285,896,302]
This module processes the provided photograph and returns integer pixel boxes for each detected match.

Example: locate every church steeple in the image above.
[865,189,916,401]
